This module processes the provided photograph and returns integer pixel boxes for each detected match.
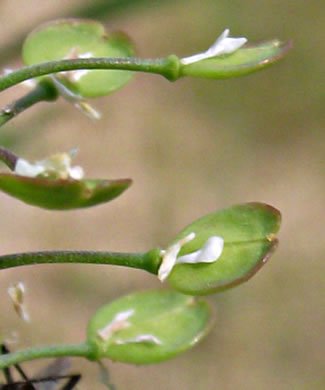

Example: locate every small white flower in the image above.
[181,28,247,65]
[158,233,224,282]
[14,149,84,180]
[97,309,135,341]
[8,282,30,323]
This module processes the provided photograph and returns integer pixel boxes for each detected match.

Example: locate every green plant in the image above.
[0,16,290,388]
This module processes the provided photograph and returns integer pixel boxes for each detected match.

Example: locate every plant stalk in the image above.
[0,343,92,370]
[0,81,58,127]
[0,147,18,170]
[0,249,161,275]
[0,56,181,93]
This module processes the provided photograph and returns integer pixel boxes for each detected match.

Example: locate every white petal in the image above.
[97,309,135,341]
[50,75,82,102]
[73,101,102,120]
[176,236,224,264]
[158,232,196,281]
[209,36,247,56]
[8,282,30,323]
[68,166,84,180]
[157,243,181,282]
[113,309,135,323]
[14,158,45,177]
[70,69,90,82]
[69,52,93,81]
[181,29,247,65]
[51,76,101,119]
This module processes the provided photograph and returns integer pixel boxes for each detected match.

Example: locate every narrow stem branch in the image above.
[0,249,161,275]
[0,56,181,93]
[0,147,18,170]
[0,81,58,127]
[0,343,92,370]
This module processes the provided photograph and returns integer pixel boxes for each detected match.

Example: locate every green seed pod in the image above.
[22,19,135,98]
[0,173,131,210]
[0,150,132,210]
[87,290,213,364]
[158,203,281,295]
[180,38,292,79]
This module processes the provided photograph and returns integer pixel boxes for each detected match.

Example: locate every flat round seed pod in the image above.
[22,19,135,97]
[166,203,281,295]
[87,290,213,364]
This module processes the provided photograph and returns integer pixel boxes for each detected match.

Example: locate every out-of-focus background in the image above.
[0,0,324,389]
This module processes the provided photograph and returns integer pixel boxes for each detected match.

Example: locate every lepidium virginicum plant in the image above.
[0,18,290,388]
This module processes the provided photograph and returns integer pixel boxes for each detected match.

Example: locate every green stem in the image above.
[0,249,161,275]
[0,56,181,93]
[0,343,92,370]
[0,80,58,127]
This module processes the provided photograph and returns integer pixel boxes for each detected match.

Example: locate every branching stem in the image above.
[0,81,58,128]
[0,147,18,170]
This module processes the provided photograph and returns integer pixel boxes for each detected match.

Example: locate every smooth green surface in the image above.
[22,19,135,97]
[0,174,131,210]
[87,290,212,364]
[167,203,281,295]
[180,40,292,79]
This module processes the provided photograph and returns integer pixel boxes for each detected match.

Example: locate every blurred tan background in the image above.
[0,0,324,389]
